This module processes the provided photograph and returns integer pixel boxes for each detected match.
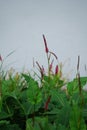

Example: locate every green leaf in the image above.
[69,104,86,130]
[0,96,2,112]
[0,120,9,126]
[57,124,68,130]
[50,89,65,107]
[67,77,87,95]
[0,111,12,120]
[0,120,21,130]
[26,119,34,130]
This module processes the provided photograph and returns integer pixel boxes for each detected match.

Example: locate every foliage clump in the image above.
[0,35,87,130]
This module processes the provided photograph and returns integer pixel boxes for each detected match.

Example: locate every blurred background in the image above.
[0,0,87,79]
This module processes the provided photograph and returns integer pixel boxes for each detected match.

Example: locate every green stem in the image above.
[32,104,35,126]
[17,99,27,118]
[47,53,50,77]
[0,77,2,97]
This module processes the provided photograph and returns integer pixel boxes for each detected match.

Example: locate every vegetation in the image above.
[0,35,87,130]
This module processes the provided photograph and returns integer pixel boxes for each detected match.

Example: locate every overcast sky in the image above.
[0,0,87,79]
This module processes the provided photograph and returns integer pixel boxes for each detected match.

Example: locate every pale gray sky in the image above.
[0,0,87,79]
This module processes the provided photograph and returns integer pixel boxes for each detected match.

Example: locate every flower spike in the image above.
[36,61,44,79]
[43,34,49,53]
[49,59,54,71]
[55,65,59,75]
[44,96,51,111]
[0,54,2,61]
[49,51,58,60]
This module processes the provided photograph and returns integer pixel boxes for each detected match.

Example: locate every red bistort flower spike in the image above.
[49,59,54,71]
[43,34,49,53]
[55,65,59,75]
[42,65,45,74]
[49,51,58,60]
[36,61,44,78]
[44,96,51,111]
[0,54,2,61]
